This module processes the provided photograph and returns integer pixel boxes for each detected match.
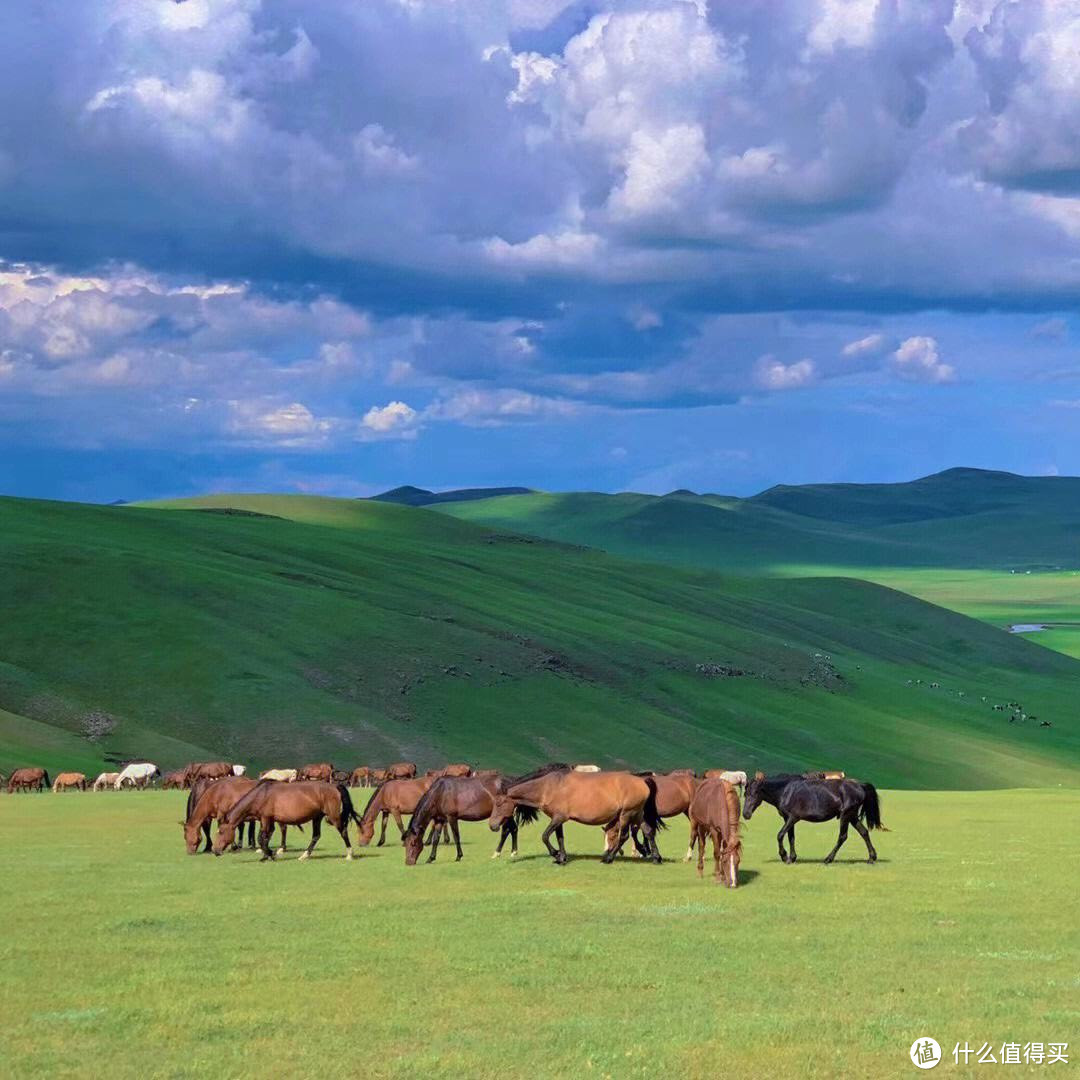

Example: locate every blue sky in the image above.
[3,0,1080,501]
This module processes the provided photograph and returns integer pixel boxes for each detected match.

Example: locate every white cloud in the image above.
[755,356,818,391]
[227,400,334,447]
[891,336,956,383]
[425,388,581,426]
[361,400,418,436]
[842,333,887,358]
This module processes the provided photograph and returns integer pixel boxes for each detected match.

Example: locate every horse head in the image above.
[742,771,766,820]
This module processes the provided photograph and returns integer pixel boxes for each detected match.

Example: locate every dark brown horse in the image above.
[183,776,260,854]
[7,767,49,793]
[689,778,743,887]
[489,765,664,865]
[403,775,521,864]
[182,761,233,787]
[297,763,333,783]
[214,780,360,861]
[161,769,186,790]
[356,777,435,846]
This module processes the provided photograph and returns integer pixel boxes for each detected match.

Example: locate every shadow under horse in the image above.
[742,772,887,864]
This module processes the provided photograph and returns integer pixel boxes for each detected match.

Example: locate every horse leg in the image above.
[428,820,442,863]
[258,820,275,862]
[710,828,723,883]
[630,824,649,858]
[602,816,632,864]
[777,813,797,863]
[555,823,568,865]
[823,814,852,864]
[277,823,287,856]
[451,818,464,861]
[508,820,518,857]
[377,811,389,847]
[851,816,877,863]
[696,824,705,878]
[299,815,323,861]
[641,816,662,864]
[336,812,354,861]
[392,808,406,842]
[540,818,560,860]
[786,820,798,863]
[684,814,695,862]
[201,821,212,854]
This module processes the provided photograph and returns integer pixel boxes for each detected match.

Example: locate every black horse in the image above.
[743,772,886,864]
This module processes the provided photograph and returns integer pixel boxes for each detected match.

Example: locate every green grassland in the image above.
[0,788,1075,1079]
[2,493,1079,787]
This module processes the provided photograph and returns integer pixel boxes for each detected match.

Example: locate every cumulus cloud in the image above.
[361,400,419,437]
[755,356,817,391]
[842,333,887,358]
[891,336,956,384]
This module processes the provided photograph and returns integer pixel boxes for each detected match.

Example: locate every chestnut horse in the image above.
[426,763,473,779]
[161,770,186,790]
[183,776,260,854]
[182,761,233,787]
[213,780,360,862]
[689,778,743,888]
[52,772,87,792]
[356,777,436,846]
[611,770,700,861]
[489,765,664,865]
[349,766,372,787]
[402,775,521,864]
[297,763,333,782]
[8,767,49,793]
[387,762,417,779]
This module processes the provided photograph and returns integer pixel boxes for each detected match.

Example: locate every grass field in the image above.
[0,788,1075,1079]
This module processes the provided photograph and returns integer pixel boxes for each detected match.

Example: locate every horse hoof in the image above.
[491,852,500,859]
[298,852,310,861]
[509,850,517,858]
[345,852,353,861]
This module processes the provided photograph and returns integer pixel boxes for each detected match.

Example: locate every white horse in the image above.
[92,772,120,791]
[717,770,747,788]
[259,768,297,782]
[113,762,160,790]
[232,764,246,776]
[573,764,601,773]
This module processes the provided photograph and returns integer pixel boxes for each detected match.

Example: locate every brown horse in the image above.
[356,777,435,846]
[403,775,520,864]
[387,761,417,779]
[610,770,700,861]
[8,767,49,793]
[297,763,333,782]
[428,763,473,779]
[183,776,259,854]
[52,772,87,792]
[349,766,372,787]
[489,765,664,865]
[161,770,186,790]
[688,778,743,887]
[182,761,233,787]
[214,780,359,861]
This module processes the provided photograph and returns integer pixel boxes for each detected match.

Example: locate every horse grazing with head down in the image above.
[213,780,360,862]
[387,762,417,779]
[689,778,743,887]
[8,767,49,793]
[161,770,185,790]
[183,776,260,854]
[743,771,886,864]
[92,772,119,791]
[489,764,665,865]
[114,763,160,789]
[297,763,333,783]
[402,775,523,865]
[52,772,87,792]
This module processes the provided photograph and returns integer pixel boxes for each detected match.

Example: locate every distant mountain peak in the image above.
[369,485,536,507]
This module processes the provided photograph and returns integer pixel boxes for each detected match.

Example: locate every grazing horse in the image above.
[114,762,160,789]
[92,772,120,791]
[356,777,436,846]
[349,766,372,787]
[259,768,297,782]
[430,763,473,779]
[489,765,664,865]
[52,772,87,792]
[743,771,886,864]
[402,775,521,865]
[161,770,186,790]
[213,780,360,862]
[386,761,417,779]
[182,761,233,787]
[8,767,49,793]
[183,776,260,854]
[297,763,333,783]
[688,778,743,887]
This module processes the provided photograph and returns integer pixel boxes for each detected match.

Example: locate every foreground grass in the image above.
[1,790,1076,1078]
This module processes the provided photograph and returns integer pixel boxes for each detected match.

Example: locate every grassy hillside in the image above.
[438,468,1080,572]
[1,493,1078,787]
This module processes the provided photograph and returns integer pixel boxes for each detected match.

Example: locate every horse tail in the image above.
[643,777,667,831]
[860,783,888,831]
[514,804,539,826]
[42,770,51,789]
[336,783,359,826]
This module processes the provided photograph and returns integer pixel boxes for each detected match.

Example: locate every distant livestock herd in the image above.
[2,758,887,885]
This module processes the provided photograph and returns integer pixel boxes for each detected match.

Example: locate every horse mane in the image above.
[221,779,271,825]
[360,781,388,824]
[507,762,571,786]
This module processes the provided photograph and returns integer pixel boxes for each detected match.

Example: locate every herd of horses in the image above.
[5,758,886,884]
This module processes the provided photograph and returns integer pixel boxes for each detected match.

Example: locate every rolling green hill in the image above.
[438,468,1080,572]
[1,492,1077,788]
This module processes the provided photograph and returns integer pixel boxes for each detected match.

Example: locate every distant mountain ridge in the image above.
[370,485,536,507]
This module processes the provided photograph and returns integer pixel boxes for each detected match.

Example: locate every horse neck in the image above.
[360,784,386,824]
[508,773,557,806]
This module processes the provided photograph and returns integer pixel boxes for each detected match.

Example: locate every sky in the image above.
[4,0,1080,502]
